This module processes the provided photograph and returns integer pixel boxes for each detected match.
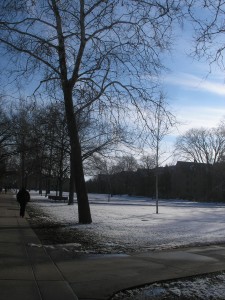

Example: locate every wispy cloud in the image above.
[162,106,225,162]
[174,105,225,135]
[164,72,225,96]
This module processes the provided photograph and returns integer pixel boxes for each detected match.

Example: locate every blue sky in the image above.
[164,26,225,135]
[1,11,224,166]
[154,24,225,164]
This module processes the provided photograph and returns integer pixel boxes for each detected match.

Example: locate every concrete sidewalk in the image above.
[2,194,225,300]
[52,244,225,299]
[0,194,78,300]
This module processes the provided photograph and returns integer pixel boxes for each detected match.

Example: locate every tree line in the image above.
[87,121,225,201]
[0,97,125,198]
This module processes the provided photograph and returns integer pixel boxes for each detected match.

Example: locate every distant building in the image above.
[171,161,211,201]
[86,160,225,202]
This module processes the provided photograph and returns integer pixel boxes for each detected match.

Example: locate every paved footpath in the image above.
[0,194,78,300]
[2,194,225,300]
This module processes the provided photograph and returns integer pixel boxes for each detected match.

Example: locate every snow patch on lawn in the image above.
[28,191,225,252]
[26,192,225,299]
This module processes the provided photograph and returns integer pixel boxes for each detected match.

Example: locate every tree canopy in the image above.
[0,0,185,223]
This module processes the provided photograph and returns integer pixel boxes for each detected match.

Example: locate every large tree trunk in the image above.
[63,85,92,223]
[68,153,75,205]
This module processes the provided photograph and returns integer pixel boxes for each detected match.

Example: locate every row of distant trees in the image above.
[87,162,225,203]
[0,97,126,197]
[87,119,225,175]
[0,99,70,193]
[87,160,225,202]
[87,121,225,200]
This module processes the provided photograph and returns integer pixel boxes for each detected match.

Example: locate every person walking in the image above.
[16,187,30,218]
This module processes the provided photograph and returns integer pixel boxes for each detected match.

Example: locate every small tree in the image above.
[142,94,177,213]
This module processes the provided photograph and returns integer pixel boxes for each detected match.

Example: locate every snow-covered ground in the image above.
[28,191,225,251]
[27,191,225,299]
[112,272,225,300]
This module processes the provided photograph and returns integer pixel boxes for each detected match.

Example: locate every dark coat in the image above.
[17,188,30,204]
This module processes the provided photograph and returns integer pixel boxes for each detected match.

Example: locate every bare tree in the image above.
[8,99,34,188]
[31,105,58,195]
[153,96,177,213]
[111,155,139,174]
[0,103,12,163]
[140,155,156,171]
[88,155,113,201]
[0,0,183,223]
[0,98,13,182]
[140,94,177,213]
[175,126,225,164]
[185,0,225,68]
